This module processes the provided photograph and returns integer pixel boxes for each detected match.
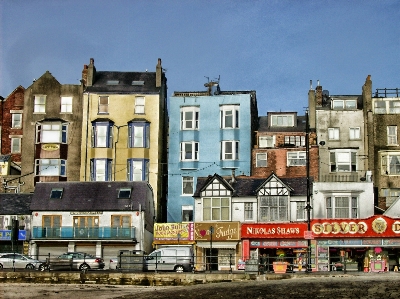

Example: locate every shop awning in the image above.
[196,241,238,249]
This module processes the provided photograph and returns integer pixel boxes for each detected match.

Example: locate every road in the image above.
[1,273,399,299]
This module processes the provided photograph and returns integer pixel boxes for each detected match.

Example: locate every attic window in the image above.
[107,80,119,85]
[132,81,144,86]
[50,188,63,199]
[118,188,132,199]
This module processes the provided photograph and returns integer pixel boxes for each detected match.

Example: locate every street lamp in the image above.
[209,226,214,273]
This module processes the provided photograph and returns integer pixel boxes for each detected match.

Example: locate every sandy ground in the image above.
[1,273,399,299]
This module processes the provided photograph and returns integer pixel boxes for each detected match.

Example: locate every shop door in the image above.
[206,248,219,271]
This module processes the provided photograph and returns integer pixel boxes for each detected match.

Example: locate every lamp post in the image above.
[209,226,214,273]
[177,233,181,245]
[305,109,313,273]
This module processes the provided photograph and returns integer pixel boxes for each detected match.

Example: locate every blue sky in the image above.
[1,0,399,114]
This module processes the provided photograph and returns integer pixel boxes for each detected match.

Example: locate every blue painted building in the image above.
[167,82,258,222]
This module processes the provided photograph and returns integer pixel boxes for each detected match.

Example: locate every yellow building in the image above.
[80,58,168,221]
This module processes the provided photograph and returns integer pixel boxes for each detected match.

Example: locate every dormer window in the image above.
[332,99,357,110]
[271,115,294,127]
[106,80,119,85]
[50,188,63,199]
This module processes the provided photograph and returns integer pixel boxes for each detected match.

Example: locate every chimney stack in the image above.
[85,58,96,87]
[156,58,162,88]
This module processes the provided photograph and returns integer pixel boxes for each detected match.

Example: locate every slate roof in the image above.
[85,71,160,94]
[194,174,311,197]
[30,181,152,212]
[0,193,33,215]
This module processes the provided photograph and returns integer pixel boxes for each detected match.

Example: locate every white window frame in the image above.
[374,99,400,114]
[381,152,400,175]
[259,196,288,221]
[244,202,253,221]
[180,106,199,130]
[220,105,239,129]
[98,96,109,114]
[180,141,199,161]
[328,128,340,140]
[135,96,145,114]
[332,99,357,110]
[326,195,358,218]
[182,205,193,222]
[221,140,239,160]
[287,151,306,166]
[34,95,46,113]
[61,96,73,113]
[271,115,294,127]
[349,127,361,140]
[11,137,21,153]
[284,135,305,146]
[329,149,357,172]
[91,158,112,181]
[182,176,194,195]
[127,159,149,181]
[202,197,230,221]
[11,113,22,128]
[256,153,267,167]
[36,122,68,144]
[387,126,398,145]
[259,136,275,148]
[296,201,306,221]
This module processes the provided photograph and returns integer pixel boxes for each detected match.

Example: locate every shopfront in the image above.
[241,223,315,272]
[194,222,240,271]
[311,215,400,272]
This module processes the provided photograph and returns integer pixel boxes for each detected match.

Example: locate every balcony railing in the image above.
[375,88,400,97]
[31,226,136,240]
[320,174,360,183]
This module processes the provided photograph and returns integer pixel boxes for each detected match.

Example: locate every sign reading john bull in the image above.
[311,216,400,238]
[153,223,194,241]
[194,222,240,241]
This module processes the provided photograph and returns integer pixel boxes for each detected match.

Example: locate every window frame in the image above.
[381,152,400,175]
[284,135,305,146]
[180,141,199,161]
[36,122,68,144]
[182,176,194,195]
[287,151,306,166]
[220,105,239,129]
[259,135,275,148]
[127,158,149,181]
[35,159,66,176]
[387,126,398,145]
[11,113,22,128]
[296,201,306,221]
[329,149,357,172]
[271,115,294,127]
[244,202,253,221]
[256,153,267,167]
[221,140,239,160]
[180,106,200,130]
[202,197,231,221]
[326,195,358,218]
[11,137,21,153]
[259,196,288,222]
[182,205,193,222]
[92,121,113,148]
[328,128,340,140]
[135,96,145,114]
[98,96,109,114]
[60,96,73,113]
[349,127,361,140]
[128,121,150,148]
[90,158,113,181]
[34,95,46,113]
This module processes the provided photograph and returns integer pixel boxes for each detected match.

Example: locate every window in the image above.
[374,100,400,114]
[73,216,99,237]
[35,159,66,176]
[135,97,145,114]
[61,96,72,113]
[332,99,357,110]
[11,138,21,153]
[128,121,150,148]
[387,126,397,145]
[221,141,239,160]
[296,202,306,221]
[244,203,253,220]
[90,158,112,181]
[34,95,46,113]
[330,150,357,172]
[180,106,199,130]
[259,136,275,148]
[381,153,400,175]
[106,80,119,85]
[111,215,131,237]
[271,115,294,127]
[349,127,360,140]
[98,96,109,114]
[259,196,288,221]
[326,196,358,218]
[182,206,193,222]
[182,176,194,195]
[287,151,306,166]
[127,159,149,181]
[50,188,63,199]
[180,142,199,161]
[203,197,230,221]
[220,105,239,128]
[118,188,131,199]
[328,128,339,140]
[43,215,61,228]
[256,153,267,167]
[11,113,22,128]
[36,122,68,143]
[284,135,305,146]
[381,188,400,207]
[389,100,400,113]
[92,121,113,148]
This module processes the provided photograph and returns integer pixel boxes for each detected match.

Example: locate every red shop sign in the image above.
[241,223,308,239]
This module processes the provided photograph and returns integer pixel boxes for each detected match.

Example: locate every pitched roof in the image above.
[0,193,33,215]
[85,71,160,94]
[30,181,153,212]
[194,174,311,197]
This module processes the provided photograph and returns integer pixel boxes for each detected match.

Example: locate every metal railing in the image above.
[31,226,136,240]
[375,88,400,97]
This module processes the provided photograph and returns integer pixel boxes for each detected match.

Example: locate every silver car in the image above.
[0,253,42,270]
[39,252,105,271]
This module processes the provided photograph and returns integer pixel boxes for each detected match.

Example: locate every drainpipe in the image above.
[84,92,90,181]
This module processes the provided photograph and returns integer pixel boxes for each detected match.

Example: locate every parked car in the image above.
[109,257,119,270]
[39,252,105,271]
[145,246,193,272]
[0,253,43,270]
